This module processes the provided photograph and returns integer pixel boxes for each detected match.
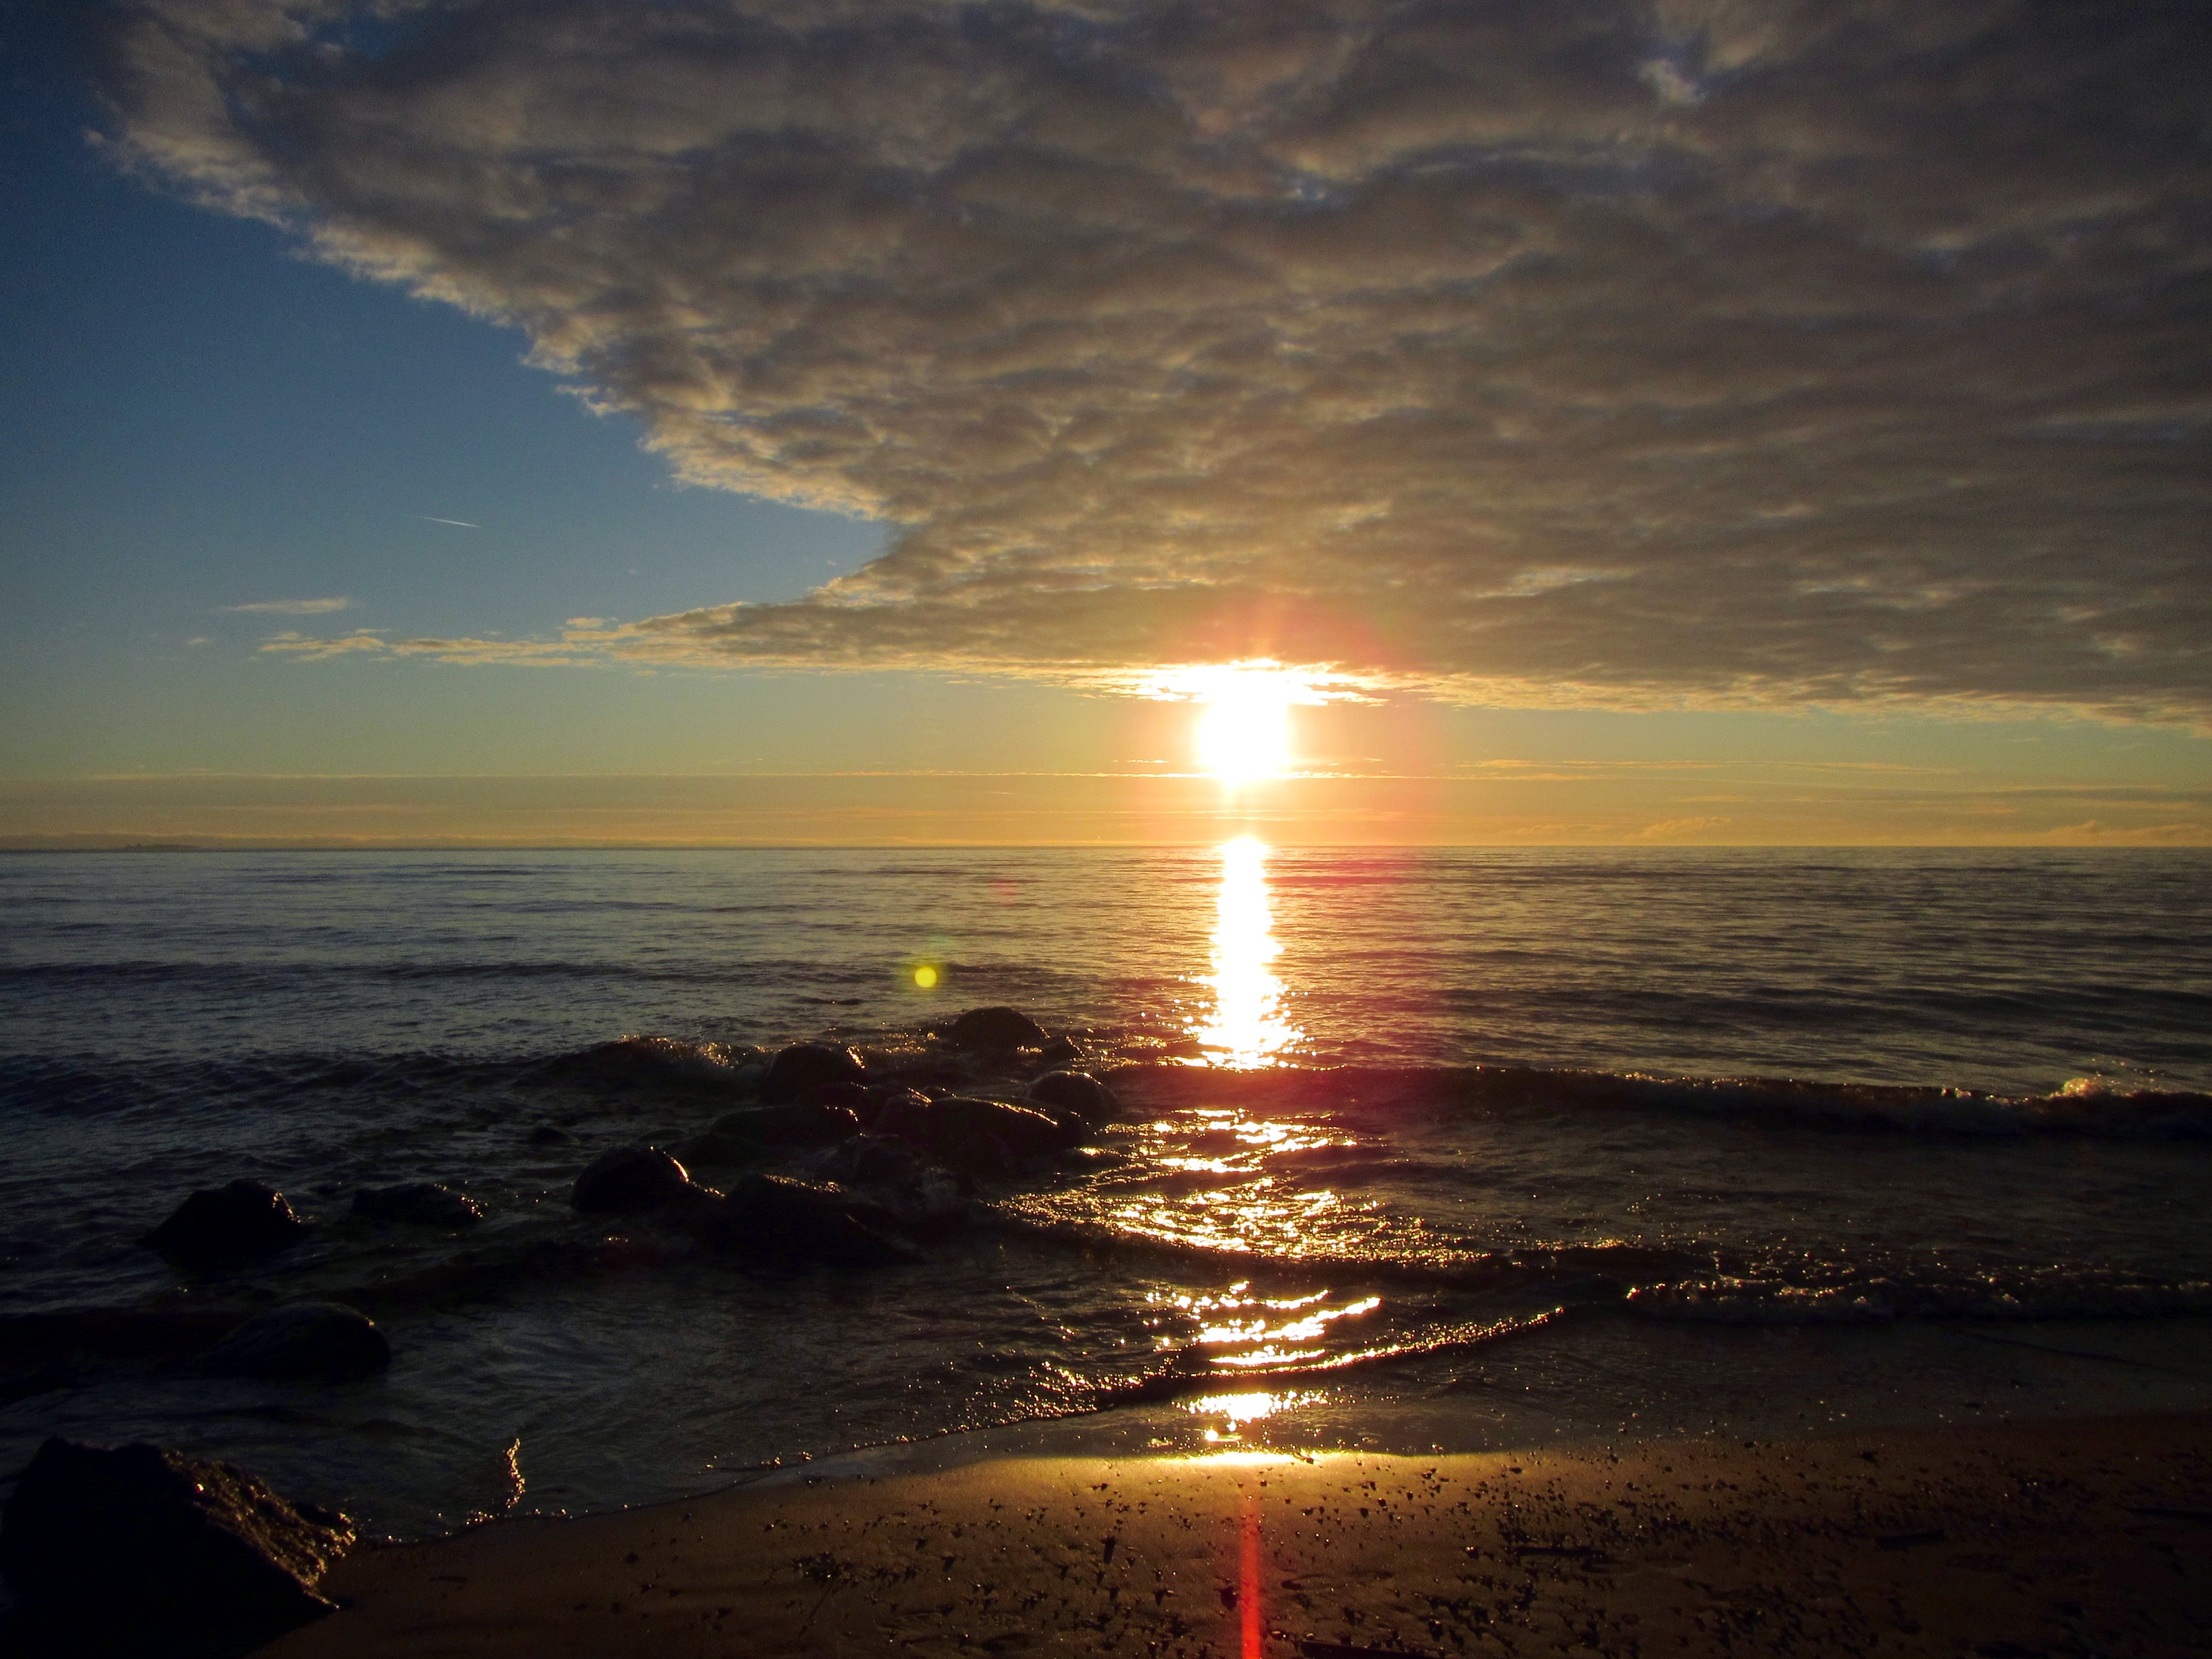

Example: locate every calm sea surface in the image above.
[3,847,2210,1537]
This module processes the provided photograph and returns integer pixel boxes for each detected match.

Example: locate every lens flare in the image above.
[913,964,939,988]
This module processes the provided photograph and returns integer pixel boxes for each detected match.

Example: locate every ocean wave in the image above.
[1110,1062,2212,1140]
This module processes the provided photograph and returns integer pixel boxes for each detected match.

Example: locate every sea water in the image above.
[2,847,2209,1538]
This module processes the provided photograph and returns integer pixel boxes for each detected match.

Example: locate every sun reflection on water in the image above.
[1192,837,1301,1068]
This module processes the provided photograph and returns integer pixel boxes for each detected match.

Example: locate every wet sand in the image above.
[264,1412,2212,1657]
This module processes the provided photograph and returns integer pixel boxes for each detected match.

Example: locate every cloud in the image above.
[107,1,2212,720]
[225,596,355,615]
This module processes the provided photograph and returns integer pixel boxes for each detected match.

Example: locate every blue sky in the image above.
[3,1,2209,844]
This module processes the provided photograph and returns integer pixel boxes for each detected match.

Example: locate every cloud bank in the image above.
[106,0,2212,718]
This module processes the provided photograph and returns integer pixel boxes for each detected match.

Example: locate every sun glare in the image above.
[1158,663,1323,783]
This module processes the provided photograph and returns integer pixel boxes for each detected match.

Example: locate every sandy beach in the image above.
[263,1411,2212,1657]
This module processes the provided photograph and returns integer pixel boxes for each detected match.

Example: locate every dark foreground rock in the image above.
[760,1041,868,1103]
[1026,1069,1119,1131]
[944,1006,1050,1050]
[570,1145,699,1213]
[201,1302,391,1383]
[0,1437,352,1657]
[142,1180,310,1272]
[697,1173,919,1267]
[352,1181,482,1227]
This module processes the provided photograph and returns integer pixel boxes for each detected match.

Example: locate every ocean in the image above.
[3,846,2210,1541]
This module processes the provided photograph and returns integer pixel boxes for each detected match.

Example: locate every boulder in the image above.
[927,1096,1078,1165]
[868,1087,936,1141]
[701,1174,918,1267]
[1026,1070,1119,1133]
[528,1124,572,1145]
[818,1133,925,1188]
[142,1181,310,1272]
[759,1041,867,1103]
[570,1145,697,1213]
[0,1437,353,1656]
[351,1181,482,1227]
[201,1303,390,1384]
[709,1101,863,1148]
[944,1006,1050,1050]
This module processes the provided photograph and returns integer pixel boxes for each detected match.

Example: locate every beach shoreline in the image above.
[264,1408,2212,1657]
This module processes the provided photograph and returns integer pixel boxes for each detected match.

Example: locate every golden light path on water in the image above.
[1190,836,1301,1068]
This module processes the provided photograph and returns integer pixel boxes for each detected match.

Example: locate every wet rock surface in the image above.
[926,1095,1080,1165]
[943,1006,1050,1050]
[0,1436,353,1657]
[201,1302,392,1384]
[700,1173,919,1267]
[1026,1069,1119,1130]
[570,1145,697,1213]
[708,1101,862,1149]
[142,1180,311,1272]
[759,1041,867,1103]
[351,1182,482,1227]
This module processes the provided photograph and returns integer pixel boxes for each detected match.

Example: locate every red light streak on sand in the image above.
[1240,1494,1263,1658]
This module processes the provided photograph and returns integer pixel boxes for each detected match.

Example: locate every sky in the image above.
[3,0,2210,846]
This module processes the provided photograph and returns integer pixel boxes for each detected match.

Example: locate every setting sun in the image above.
[1151,663,1328,784]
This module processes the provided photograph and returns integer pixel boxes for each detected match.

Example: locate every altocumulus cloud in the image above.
[105,1,2212,719]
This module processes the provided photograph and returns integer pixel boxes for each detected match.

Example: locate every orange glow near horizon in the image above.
[1192,836,1300,1067]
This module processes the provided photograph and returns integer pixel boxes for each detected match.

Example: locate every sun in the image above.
[1197,681,1293,784]
[1141,660,1354,784]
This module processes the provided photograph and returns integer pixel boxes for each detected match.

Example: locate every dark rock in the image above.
[528,1124,573,1145]
[927,1095,1078,1165]
[570,1145,697,1213]
[944,1006,1050,1050]
[0,1437,352,1656]
[868,1087,936,1139]
[819,1133,925,1188]
[1037,1032,1088,1067]
[201,1303,391,1383]
[700,1174,918,1267]
[142,1181,310,1272]
[759,1041,867,1103]
[351,1181,482,1227]
[1026,1070,1120,1133]
[708,1102,863,1149]
[796,1079,870,1112]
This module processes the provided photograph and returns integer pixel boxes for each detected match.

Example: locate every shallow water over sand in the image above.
[2,847,2209,1537]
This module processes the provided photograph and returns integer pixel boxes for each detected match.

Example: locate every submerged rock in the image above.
[352,1181,482,1227]
[760,1041,867,1103]
[1026,1070,1119,1132]
[944,1006,1050,1050]
[570,1145,698,1213]
[201,1303,391,1384]
[528,1124,573,1145]
[142,1181,310,1272]
[0,1436,353,1657]
[698,1173,919,1267]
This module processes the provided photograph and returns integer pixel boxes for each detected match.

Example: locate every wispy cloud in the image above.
[111,1,2212,722]
[225,597,355,615]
